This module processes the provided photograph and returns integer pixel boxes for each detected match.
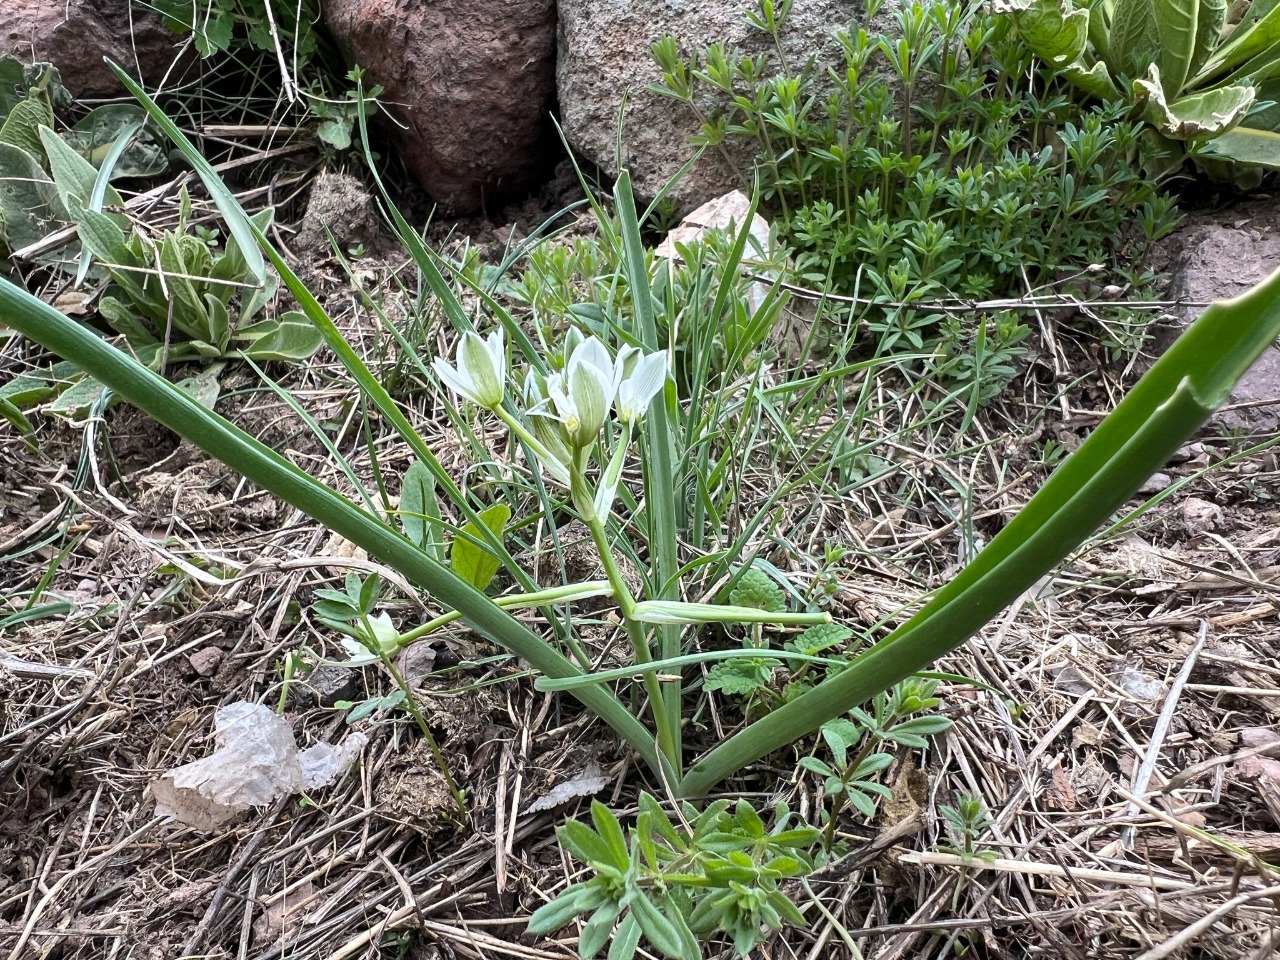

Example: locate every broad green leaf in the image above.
[1189,0,1228,81]
[0,96,52,161]
[98,295,158,345]
[44,373,108,418]
[1064,58,1118,99]
[997,0,1091,65]
[204,293,231,353]
[1135,67,1255,138]
[173,363,223,409]
[74,205,131,263]
[40,125,124,215]
[235,311,323,361]
[65,104,167,178]
[1152,0,1199,94]
[400,460,444,560]
[1196,123,1280,166]
[0,371,58,408]
[1196,0,1280,82]
[1111,0,1161,79]
[449,502,511,590]
[0,142,65,253]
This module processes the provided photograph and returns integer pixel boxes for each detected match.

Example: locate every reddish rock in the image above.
[324,0,557,216]
[0,0,189,98]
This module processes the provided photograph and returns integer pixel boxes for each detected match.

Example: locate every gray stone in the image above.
[1156,199,1280,433]
[557,0,895,210]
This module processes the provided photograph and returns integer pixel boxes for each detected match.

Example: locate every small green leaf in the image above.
[607,913,642,960]
[628,890,684,959]
[590,800,631,867]
[728,567,786,612]
[236,311,324,361]
[400,460,444,560]
[580,900,621,958]
[449,502,511,590]
[558,818,616,868]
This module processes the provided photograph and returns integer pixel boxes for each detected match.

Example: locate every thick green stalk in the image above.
[681,268,1280,796]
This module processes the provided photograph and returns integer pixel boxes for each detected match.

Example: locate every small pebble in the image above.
[1137,472,1171,494]
[188,646,224,677]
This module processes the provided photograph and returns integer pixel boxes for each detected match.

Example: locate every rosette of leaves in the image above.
[0,56,166,258]
[73,189,322,364]
[993,0,1280,170]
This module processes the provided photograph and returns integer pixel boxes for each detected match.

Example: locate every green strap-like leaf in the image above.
[679,262,1280,796]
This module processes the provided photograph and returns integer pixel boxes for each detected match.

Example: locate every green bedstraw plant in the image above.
[6,59,1280,959]
[649,0,1176,389]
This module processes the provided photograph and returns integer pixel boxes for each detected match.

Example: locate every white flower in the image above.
[616,350,668,425]
[339,612,401,664]
[547,336,618,448]
[432,329,506,409]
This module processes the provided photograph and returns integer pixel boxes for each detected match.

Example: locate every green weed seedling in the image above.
[938,792,996,865]
[528,795,819,960]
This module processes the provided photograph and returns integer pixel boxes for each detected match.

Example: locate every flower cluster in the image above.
[432,328,668,510]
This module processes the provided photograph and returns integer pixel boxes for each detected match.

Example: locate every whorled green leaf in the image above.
[449,502,511,591]
[1135,65,1255,138]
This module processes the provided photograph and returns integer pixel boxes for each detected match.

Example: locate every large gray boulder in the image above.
[0,0,188,98]
[557,0,883,210]
[325,0,558,216]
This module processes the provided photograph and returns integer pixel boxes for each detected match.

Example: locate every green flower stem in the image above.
[576,470,682,782]
[630,601,832,627]
[395,581,615,648]
[362,615,467,820]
